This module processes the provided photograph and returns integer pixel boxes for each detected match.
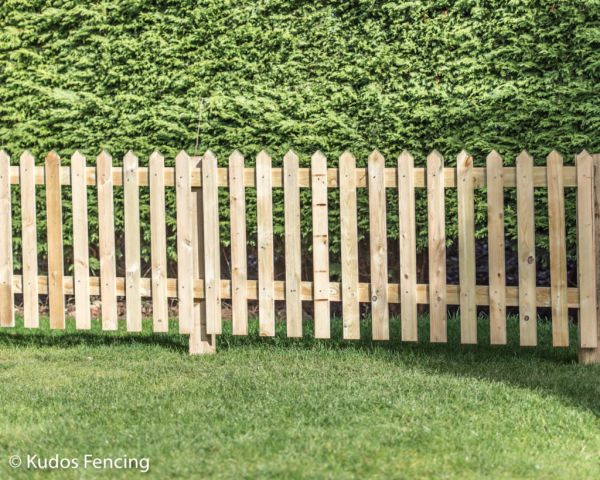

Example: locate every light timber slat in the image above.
[284,150,302,338]
[516,151,537,346]
[368,150,389,340]
[97,151,118,330]
[19,151,38,328]
[487,151,507,344]
[339,151,360,340]
[189,156,216,354]
[45,151,65,329]
[176,150,194,334]
[547,151,569,347]
[9,274,581,308]
[149,151,169,332]
[256,150,275,336]
[579,153,600,363]
[229,150,248,336]
[9,165,580,189]
[312,151,331,338]
[457,151,476,344]
[427,151,447,342]
[398,151,417,341]
[0,151,14,327]
[71,151,91,329]
[576,151,597,348]
[123,151,142,332]
[202,151,222,335]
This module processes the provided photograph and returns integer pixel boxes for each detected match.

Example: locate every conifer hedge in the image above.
[1,1,598,278]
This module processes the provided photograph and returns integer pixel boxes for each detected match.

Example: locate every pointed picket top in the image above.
[46,150,60,161]
[547,149,562,163]
[368,149,384,163]
[149,149,163,163]
[0,150,9,164]
[257,149,271,162]
[457,149,472,166]
[340,150,356,164]
[427,149,443,163]
[311,150,326,163]
[284,149,299,163]
[229,149,244,162]
[97,149,112,163]
[576,149,592,161]
[20,150,34,163]
[398,150,414,163]
[486,150,502,163]
[124,150,138,163]
[71,150,85,163]
[175,149,190,163]
[516,149,533,163]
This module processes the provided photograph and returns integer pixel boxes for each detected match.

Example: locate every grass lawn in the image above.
[0,313,599,479]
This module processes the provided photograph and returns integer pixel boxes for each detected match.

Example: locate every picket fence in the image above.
[0,149,599,362]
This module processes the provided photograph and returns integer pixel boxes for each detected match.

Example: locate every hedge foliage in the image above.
[1,0,599,277]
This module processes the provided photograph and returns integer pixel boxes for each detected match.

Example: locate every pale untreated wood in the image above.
[339,151,360,340]
[576,151,597,348]
[0,151,14,327]
[202,151,222,335]
[398,151,417,341]
[547,150,569,347]
[516,151,537,346]
[312,151,331,339]
[97,151,118,330]
[580,153,600,363]
[229,150,248,336]
[368,150,389,340]
[149,151,169,332]
[19,151,38,328]
[45,151,65,329]
[284,150,302,338]
[427,151,447,342]
[123,151,142,332]
[71,151,91,329]
[256,150,275,336]
[176,150,194,334]
[487,151,507,344]
[457,150,476,344]
[190,156,216,354]
[11,165,580,189]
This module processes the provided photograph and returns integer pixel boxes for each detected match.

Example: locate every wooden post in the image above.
[190,155,216,355]
[579,153,600,364]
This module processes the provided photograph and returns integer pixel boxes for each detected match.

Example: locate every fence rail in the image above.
[0,148,599,362]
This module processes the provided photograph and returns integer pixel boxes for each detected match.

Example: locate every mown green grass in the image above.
[0,314,599,479]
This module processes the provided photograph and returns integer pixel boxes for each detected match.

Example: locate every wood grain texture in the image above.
[398,151,417,341]
[516,151,537,346]
[176,150,194,334]
[368,150,389,340]
[312,151,331,339]
[256,150,275,336]
[123,151,142,332]
[547,150,569,347]
[284,150,302,338]
[202,151,222,335]
[71,151,91,329]
[576,151,597,348]
[19,151,38,328]
[339,151,360,339]
[487,151,507,344]
[189,156,216,354]
[427,151,447,342]
[0,151,14,327]
[149,151,169,332]
[45,151,65,329]
[229,150,248,336]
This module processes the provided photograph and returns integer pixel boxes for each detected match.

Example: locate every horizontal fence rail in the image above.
[0,148,598,361]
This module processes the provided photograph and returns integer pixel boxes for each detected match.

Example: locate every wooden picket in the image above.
[0,147,598,362]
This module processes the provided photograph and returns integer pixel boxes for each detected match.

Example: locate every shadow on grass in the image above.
[1,314,599,416]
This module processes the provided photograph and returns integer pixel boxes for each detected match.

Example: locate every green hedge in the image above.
[1,0,599,276]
